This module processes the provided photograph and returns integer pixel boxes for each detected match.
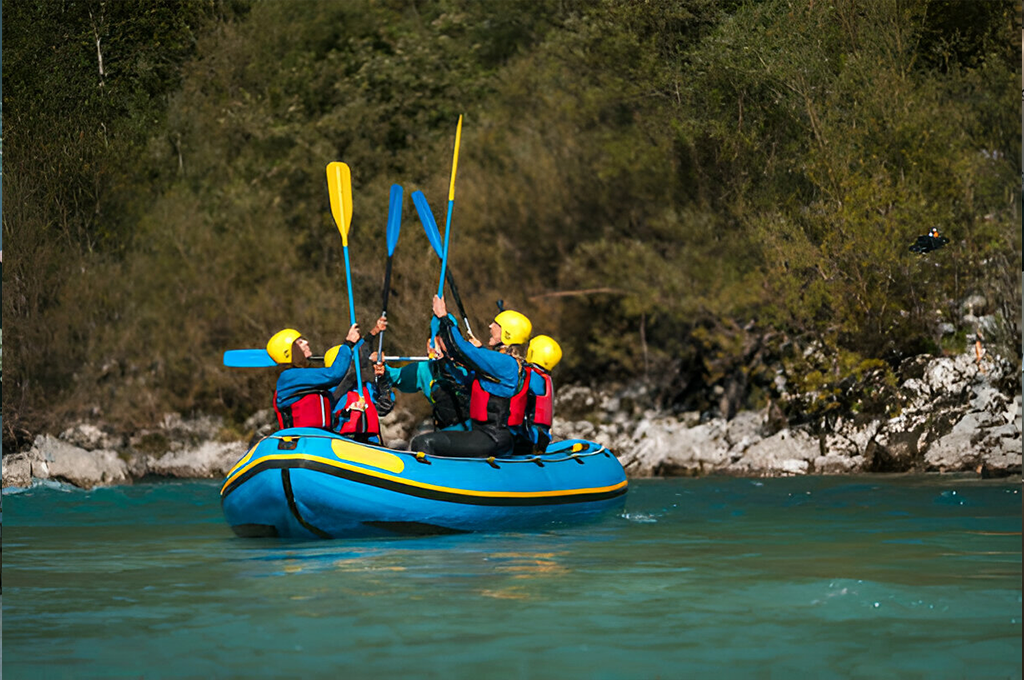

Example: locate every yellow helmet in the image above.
[323,345,342,368]
[495,310,532,345]
[527,335,562,372]
[267,328,302,364]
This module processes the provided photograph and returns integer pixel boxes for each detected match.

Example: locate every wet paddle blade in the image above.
[326,162,353,246]
[412,190,443,258]
[387,184,403,256]
[448,115,462,201]
[223,349,278,368]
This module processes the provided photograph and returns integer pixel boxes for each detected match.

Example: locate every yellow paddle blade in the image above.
[326,161,353,246]
[448,115,462,202]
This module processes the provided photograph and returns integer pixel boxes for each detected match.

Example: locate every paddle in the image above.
[412,189,474,339]
[326,161,365,399]
[437,115,463,299]
[223,350,328,368]
[223,349,277,368]
[378,184,403,361]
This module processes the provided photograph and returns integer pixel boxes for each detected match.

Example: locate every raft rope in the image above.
[262,433,610,465]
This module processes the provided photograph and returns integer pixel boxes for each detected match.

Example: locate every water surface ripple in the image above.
[3,475,1021,679]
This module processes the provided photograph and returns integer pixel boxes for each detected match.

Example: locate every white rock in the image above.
[823,433,860,458]
[779,459,809,475]
[814,454,863,474]
[724,411,763,450]
[923,357,968,395]
[2,454,33,488]
[59,423,123,451]
[26,435,128,489]
[1005,395,1022,427]
[146,440,248,479]
[732,429,819,475]
[147,441,247,478]
[970,383,1007,414]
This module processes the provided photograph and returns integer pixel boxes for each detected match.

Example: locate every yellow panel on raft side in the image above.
[330,439,405,474]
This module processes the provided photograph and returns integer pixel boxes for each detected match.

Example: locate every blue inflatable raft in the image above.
[220,428,628,539]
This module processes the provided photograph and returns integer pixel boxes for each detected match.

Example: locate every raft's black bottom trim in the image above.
[282,469,333,539]
[231,524,279,538]
[361,521,468,536]
[223,457,627,507]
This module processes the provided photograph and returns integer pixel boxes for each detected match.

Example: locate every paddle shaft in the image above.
[342,244,364,393]
[436,116,462,300]
[377,255,394,360]
[437,200,454,298]
[444,270,474,338]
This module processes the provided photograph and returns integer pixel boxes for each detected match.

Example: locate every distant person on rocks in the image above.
[268,325,360,431]
[409,296,531,458]
[515,334,562,454]
[327,315,392,445]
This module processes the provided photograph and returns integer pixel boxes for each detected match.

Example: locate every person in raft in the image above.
[387,324,472,433]
[325,316,394,444]
[409,295,531,458]
[268,325,361,431]
[514,334,562,454]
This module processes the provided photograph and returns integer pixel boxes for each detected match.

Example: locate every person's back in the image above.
[517,335,562,454]
[270,326,359,430]
[409,296,530,458]
[328,316,391,444]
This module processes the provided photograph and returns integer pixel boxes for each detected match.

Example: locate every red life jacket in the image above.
[334,387,381,437]
[273,388,332,430]
[469,372,530,428]
[527,367,554,427]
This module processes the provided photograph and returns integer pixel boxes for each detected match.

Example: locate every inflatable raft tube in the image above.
[220,428,628,539]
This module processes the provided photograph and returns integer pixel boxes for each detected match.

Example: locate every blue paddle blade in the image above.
[387,184,403,256]
[412,190,444,258]
[223,349,278,368]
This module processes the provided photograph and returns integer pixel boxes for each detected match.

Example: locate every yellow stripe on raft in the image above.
[225,446,257,479]
[220,452,628,500]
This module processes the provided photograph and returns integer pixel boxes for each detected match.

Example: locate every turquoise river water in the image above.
[2,475,1021,679]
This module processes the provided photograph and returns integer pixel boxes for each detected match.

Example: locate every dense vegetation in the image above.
[4,0,1020,448]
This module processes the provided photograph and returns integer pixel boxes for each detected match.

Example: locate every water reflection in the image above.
[224,532,584,602]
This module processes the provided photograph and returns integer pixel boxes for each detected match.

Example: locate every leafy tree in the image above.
[3,0,1019,445]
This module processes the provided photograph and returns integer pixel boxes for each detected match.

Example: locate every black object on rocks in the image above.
[909,227,949,254]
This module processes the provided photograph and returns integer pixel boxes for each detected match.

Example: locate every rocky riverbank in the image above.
[553,349,1021,479]
[3,348,1020,491]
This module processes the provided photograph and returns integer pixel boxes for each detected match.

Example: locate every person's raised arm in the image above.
[433,296,513,384]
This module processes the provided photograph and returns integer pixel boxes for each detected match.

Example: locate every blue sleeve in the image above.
[276,345,353,407]
[416,361,437,397]
[384,364,405,386]
[436,316,520,397]
[389,362,427,397]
